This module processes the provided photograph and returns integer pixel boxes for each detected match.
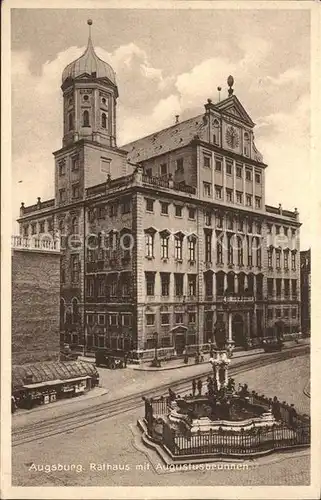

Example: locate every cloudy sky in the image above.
[11,7,311,248]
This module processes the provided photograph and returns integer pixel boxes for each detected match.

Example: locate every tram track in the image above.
[12,345,309,447]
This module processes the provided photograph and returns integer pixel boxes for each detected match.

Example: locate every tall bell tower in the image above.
[61,19,118,149]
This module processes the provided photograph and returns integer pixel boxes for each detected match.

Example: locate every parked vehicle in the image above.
[261,337,283,352]
[95,349,127,369]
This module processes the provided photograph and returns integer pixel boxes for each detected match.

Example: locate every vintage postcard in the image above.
[1,1,320,499]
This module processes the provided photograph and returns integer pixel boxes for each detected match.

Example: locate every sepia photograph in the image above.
[1,1,320,499]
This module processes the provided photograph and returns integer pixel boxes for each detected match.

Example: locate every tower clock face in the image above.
[225,126,239,149]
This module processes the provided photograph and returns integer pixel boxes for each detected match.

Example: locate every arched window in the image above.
[72,298,80,324]
[83,110,90,127]
[101,112,107,129]
[60,298,66,327]
[72,216,79,234]
[68,113,73,131]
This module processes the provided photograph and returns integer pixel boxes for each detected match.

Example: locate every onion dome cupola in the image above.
[61,20,118,148]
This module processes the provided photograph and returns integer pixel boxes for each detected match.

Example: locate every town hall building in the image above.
[17,22,301,355]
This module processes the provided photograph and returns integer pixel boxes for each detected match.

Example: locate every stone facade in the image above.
[300,249,311,335]
[12,239,60,365]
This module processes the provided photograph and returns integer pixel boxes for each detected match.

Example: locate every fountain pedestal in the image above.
[210,349,231,390]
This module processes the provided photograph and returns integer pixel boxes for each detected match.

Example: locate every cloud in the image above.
[265,67,303,86]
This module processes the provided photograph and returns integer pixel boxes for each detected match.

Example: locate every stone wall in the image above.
[12,249,60,365]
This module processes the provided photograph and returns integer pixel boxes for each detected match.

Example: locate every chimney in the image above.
[175,115,179,124]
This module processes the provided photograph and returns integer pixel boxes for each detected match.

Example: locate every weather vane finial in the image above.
[87,19,93,41]
[227,75,234,97]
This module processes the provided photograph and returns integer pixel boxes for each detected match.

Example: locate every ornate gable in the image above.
[215,96,255,127]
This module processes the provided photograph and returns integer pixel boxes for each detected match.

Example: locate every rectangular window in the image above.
[109,314,118,326]
[284,279,290,297]
[276,278,282,297]
[291,252,296,271]
[292,279,297,297]
[247,236,252,267]
[175,205,182,217]
[188,275,197,296]
[255,172,261,184]
[146,314,155,326]
[276,250,281,269]
[276,309,281,319]
[145,168,152,177]
[284,251,289,270]
[145,272,155,296]
[203,182,212,197]
[98,314,105,325]
[255,196,261,209]
[188,312,196,324]
[71,254,79,283]
[292,308,297,319]
[226,189,233,202]
[121,279,130,297]
[215,185,222,199]
[276,225,280,235]
[161,313,170,325]
[256,223,262,234]
[284,308,289,319]
[205,211,211,226]
[59,161,66,176]
[237,236,243,266]
[188,238,196,262]
[236,191,243,204]
[96,206,105,219]
[227,215,234,230]
[226,160,233,175]
[39,221,45,233]
[175,313,184,324]
[145,233,154,258]
[160,163,167,176]
[86,277,94,297]
[216,234,223,264]
[146,198,154,212]
[188,207,196,219]
[236,164,242,178]
[238,218,244,232]
[176,158,184,172]
[160,234,169,259]
[205,231,212,262]
[109,277,118,297]
[98,277,105,297]
[215,159,222,172]
[161,273,170,296]
[121,199,131,214]
[109,203,118,217]
[175,235,183,260]
[245,169,252,181]
[267,224,272,234]
[267,278,274,296]
[59,188,66,203]
[256,239,262,267]
[122,314,132,327]
[72,156,79,172]
[203,156,211,168]
[246,194,252,207]
[204,272,213,297]
[174,273,184,296]
[160,202,169,215]
[267,309,273,320]
[87,314,94,325]
[227,234,233,265]
[100,158,111,175]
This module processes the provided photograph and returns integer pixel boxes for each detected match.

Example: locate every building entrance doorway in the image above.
[232,314,245,347]
[172,326,187,354]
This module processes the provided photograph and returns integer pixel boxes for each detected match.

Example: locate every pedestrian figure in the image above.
[192,379,196,397]
[168,388,176,402]
[11,395,16,414]
[184,353,188,364]
[197,378,202,396]
[124,353,127,368]
[289,404,297,427]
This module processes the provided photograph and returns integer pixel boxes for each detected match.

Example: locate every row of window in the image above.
[86,312,132,327]
[267,225,297,237]
[145,231,262,267]
[267,308,297,320]
[203,183,261,208]
[89,198,131,220]
[145,311,197,327]
[24,218,54,236]
[203,155,261,183]
[86,275,131,298]
[267,248,297,271]
[59,184,80,203]
[267,278,298,297]
[67,110,108,132]
[58,156,79,176]
[144,271,264,298]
